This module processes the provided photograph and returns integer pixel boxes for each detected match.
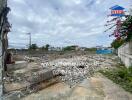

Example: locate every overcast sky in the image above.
[8,0,131,48]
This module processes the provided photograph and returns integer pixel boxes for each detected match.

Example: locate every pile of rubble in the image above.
[4,54,118,99]
[40,54,117,87]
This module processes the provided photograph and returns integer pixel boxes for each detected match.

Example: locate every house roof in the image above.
[110,5,125,10]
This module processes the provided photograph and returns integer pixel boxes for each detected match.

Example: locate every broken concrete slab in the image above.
[7,61,28,71]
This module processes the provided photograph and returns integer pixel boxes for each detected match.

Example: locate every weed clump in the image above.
[100,67,132,93]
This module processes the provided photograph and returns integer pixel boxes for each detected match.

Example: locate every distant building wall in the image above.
[118,41,132,67]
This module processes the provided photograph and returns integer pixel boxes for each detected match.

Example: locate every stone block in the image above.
[7,61,28,71]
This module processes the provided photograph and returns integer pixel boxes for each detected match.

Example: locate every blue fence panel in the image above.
[96,50,113,54]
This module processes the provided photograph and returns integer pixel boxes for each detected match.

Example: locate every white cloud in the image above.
[8,0,131,48]
[12,0,25,4]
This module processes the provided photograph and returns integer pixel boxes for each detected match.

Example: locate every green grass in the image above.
[99,67,132,93]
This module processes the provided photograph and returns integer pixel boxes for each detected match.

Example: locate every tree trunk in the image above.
[0,0,7,99]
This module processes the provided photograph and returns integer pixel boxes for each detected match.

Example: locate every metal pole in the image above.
[27,33,31,48]
[29,33,31,47]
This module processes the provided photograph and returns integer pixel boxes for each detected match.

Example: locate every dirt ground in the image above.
[3,51,132,100]
[23,73,132,100]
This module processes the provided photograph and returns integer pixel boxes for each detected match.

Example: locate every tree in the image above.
[111,39,124,49]
[63,46,77,51]
[0,0,10,97]
[120,15,132,42]
[84,48,96,51]
[29,44,38,50]
[107,7,132,46]
[41,46,45,50]
[45,44,50,51]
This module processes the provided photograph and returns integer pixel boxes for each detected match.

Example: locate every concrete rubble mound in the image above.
[40,55,117,86]
[3,54,118,99]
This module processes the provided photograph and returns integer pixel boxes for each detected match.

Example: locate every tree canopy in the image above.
[29,44,38,50]
[111,39,124,49]
[120,15,132,42]
[110,8,132,49]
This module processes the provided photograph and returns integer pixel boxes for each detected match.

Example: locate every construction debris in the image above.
[3,53,118,99]
[41,55,117,87]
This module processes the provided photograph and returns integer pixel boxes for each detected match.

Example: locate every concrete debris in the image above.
[40,55,117,87]
[24,56,40,62]
[27,70,56,84]
[7,61,28,71]
[4,53,118,99]
[3,91,24,100]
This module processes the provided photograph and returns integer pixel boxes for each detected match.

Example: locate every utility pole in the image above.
[27,33,31,49]
[0,0,10,99]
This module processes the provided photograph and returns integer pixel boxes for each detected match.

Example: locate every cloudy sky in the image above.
[8,0,131,48]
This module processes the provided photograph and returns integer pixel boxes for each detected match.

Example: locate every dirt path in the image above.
[23,73,132,100]
[96,73,132,100]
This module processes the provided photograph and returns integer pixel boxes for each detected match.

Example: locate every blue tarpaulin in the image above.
[96,50,113,54]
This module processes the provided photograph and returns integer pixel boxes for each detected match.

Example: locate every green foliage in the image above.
[121,15,132,42]
[111,39,124,49]
[45,44,50,51]
[84,48,96,51]
[40,44,50,51]
[63,46,77,51]
[100,67,132,93]
[29,44,38,50]
[111,10,132,46]
[41,46,46,50]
